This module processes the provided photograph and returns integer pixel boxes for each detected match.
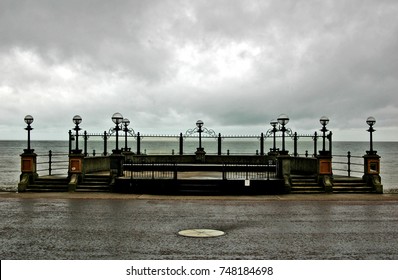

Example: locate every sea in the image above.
[1,139,397,193]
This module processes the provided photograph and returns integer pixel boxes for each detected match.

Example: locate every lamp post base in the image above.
[318,150,331,156]
[195,148,206,163]
[279,150,289,156]
[112,149,122,155]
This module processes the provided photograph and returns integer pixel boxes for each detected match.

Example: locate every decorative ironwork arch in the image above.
[184,126,217,138]
[108,127,136,137]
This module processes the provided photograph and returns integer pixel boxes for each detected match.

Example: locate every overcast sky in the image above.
[1,0,397,141]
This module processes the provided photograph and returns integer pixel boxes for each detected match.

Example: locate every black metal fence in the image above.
[123,161,278,181]
[36,150,69,176]
[69,130,332,157]
[333,151,364,177]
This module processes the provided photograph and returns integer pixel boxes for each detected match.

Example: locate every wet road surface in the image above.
[1,196,398,259]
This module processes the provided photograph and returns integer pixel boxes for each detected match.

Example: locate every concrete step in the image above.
[75,186,110,192]
[291,174,322,193]
[332,176,374,193]
[290,186,324,194]
[292,181,319,186]
[26,184,68,192]
[333,177,364,183]
[333,185,374,193]
[26,177,69,192]
[76,174,111,192]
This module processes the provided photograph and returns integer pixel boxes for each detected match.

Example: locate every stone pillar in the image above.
[277,155,291,193]
[68,153,84,191]
[317,152,333,192]
[110,153,124,179]
[18,151,38,192]
[363,153,383,193]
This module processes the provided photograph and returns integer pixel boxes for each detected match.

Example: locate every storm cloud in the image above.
[1,0,397,140]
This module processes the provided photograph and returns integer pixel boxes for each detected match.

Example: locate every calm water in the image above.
[1,139,397,192]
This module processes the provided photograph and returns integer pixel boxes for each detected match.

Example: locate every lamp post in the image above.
[196,120,204,150]
[112,112,123,154]
[363,116,382,193]
[366,116,376,155]
[270,119,278,154]
[319,116,329,155]
[19,115,38,192]
[277,114,289,155]
[122,118,130,152]
[72,115,82,154]
[24,115,34,153]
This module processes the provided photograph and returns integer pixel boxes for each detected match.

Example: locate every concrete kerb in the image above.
[1,192,398,201]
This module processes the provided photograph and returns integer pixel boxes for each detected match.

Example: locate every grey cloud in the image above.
[1,0,397,140]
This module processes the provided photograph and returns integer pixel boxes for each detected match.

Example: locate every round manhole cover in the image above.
[178,229,225,238]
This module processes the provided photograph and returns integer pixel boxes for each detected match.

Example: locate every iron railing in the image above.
[69,130,331,157]
[333,151,363,177]
[123,160,278,181]
[36,150,69,176]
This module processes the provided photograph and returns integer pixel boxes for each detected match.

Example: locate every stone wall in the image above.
[83,156,110,173]
[290,157,318,174]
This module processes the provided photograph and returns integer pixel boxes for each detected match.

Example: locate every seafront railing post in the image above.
[137,132,141,155]
[179,133,183,155]
[347,151,351,177]
[313,132,318,157]
[48,150,52,176]
[68,130,72,154]
[218,133,222,156]
[328,131,333,155]
[267,120,278,155]
[103,131,108,156]
[83,130,88,157]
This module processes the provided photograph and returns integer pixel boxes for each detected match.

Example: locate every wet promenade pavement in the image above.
[1,192,398,259]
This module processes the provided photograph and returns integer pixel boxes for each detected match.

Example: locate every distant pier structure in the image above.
[18,114,383,194]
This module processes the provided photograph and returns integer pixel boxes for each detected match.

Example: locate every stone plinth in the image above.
[317,153,333,192]
[363,153,383,193]
[195,148,206,163]
[110,153,124,178]
[277,154,291,193]
[18,151,38,192]
[68,153,84,191]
